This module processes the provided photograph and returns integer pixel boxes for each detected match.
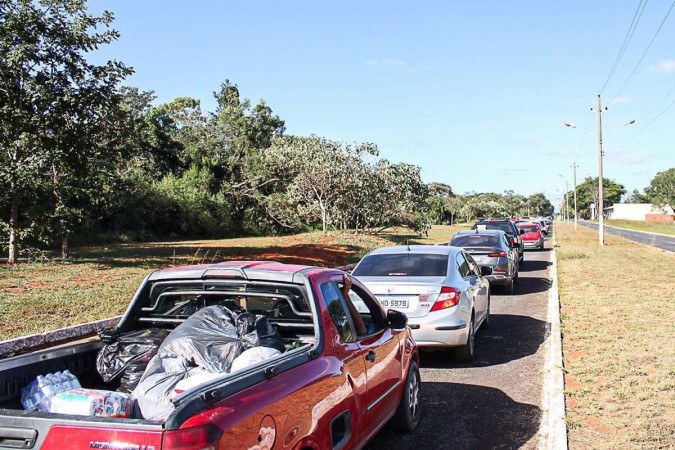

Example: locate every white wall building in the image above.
[604,203,674,221]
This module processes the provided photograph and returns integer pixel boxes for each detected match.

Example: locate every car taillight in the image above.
[162,425,222,450]
[430,286,461,311]
[487,251,507,257]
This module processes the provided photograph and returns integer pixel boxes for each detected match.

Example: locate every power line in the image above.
[610,0,675,103]
[574,106,594,160]
[600,0,649,94]
[625,98,675,143]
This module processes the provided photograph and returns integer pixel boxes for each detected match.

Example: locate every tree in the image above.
[209,81,285,234]
[645,168,675,211]
[624,189,649,204]
[525,193,554,217]
[575,177,625,219]
[0,0,131,262]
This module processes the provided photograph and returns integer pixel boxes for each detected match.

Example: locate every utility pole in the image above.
[597,94,605,245]
[572,162,578,230]
[565,179,570,224]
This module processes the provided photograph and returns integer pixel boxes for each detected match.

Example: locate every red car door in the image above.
[335,276,404,441]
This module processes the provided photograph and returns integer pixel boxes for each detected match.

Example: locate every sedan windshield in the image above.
[518,225,539,233]
[353,254,449,277]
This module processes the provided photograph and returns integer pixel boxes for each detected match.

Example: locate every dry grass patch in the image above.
[556,223,675,449]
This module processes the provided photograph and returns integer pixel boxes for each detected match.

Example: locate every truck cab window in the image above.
[321,282,356,343]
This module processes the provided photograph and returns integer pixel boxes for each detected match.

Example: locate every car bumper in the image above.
[406,308,470,348]
[485,274,513,285]
[522,240,543,249]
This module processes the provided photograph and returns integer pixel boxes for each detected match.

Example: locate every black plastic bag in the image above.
[254,316,284,352]
[96,328,170,393]
[158,306,260,373]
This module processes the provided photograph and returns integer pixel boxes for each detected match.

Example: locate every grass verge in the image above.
[556,223,675,448]
[604,219,675,236]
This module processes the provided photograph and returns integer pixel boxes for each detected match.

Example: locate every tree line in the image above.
[5,1,669,264]
[1,0,433,263]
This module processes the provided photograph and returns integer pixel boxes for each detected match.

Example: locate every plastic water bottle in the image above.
[63,370,81,390]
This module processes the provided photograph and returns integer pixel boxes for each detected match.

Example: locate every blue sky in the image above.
[89,1,675,205]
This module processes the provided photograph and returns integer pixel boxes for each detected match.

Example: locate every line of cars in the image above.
[351,217,551,365]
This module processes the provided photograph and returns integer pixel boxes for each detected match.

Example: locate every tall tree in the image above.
[0,0,131,262]
[645,168,675,211]
[210,81,285,234]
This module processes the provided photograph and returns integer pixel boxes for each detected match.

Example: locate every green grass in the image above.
[604,219,675,236]
[556,223,675,449]
[0,227,452,341]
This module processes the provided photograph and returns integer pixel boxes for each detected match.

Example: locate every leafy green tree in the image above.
[209,81,285,235]
[624,189,650,204]
[645,168,675,211]
[0,0,131,262]
[575,177,625,219]
[525,193,554,217]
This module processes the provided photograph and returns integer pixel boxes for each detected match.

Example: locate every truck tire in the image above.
[454,315,475,363]
[389,360,421,432]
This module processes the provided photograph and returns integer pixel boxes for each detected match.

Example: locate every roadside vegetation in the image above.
[604,219,675,236]
[0,225,464,341]
[556,223,674,448]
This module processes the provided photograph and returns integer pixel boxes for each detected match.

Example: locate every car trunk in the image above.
[462,247,503,265]
[0,279,319,449]
[356,276,446,318]
[521,232,541,241]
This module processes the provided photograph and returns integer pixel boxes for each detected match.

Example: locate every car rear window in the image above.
[474,222,514,235]
[519,225,539,233]
[353,254,449,277]
[450,235,500,247]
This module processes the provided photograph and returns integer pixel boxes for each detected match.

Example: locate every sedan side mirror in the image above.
[387,309,408,330]
[519,229,525,235]
[480,266,493,276]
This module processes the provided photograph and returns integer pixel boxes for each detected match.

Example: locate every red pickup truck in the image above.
[0,261,420,450]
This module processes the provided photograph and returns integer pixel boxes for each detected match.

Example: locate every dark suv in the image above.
[471,219,524,264]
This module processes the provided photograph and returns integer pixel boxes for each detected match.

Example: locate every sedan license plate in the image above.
[376,297,410,309]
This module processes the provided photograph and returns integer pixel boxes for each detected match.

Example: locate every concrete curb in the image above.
[537,234,568,449]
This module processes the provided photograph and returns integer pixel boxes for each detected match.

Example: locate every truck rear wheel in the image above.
[389,360,421,432]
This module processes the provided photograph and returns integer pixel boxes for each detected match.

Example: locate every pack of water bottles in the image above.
[20,370,81,412]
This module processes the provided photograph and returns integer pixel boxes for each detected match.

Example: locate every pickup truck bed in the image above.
[0,261,419,450]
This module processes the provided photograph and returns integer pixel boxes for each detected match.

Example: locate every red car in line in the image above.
[516,222,545,250]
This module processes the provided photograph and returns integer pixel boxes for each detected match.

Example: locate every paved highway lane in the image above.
[366,240,553,450]
[579,220,675,252]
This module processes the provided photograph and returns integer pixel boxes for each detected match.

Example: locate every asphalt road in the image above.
[365,239,553,450]
[579,220,675,252]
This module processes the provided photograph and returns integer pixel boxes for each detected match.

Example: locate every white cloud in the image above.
[611,96,634,106]
[651,59,675,74]
[364,58,427,73]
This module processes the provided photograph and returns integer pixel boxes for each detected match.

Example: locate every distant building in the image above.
[604,203,675,222]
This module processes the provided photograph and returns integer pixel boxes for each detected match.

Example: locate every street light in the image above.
[564,95,635,245]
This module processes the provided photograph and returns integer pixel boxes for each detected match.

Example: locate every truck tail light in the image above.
[162,425,222,450]
[430,286,461,312]
[487,251,507,257]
